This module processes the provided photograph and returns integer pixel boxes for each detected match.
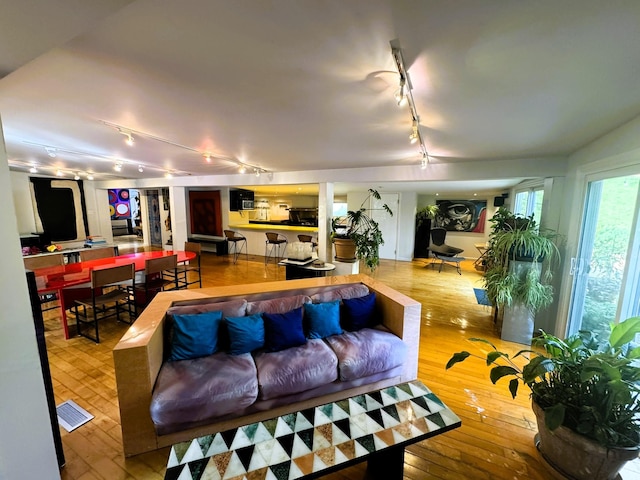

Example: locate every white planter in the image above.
[501,302,534,345]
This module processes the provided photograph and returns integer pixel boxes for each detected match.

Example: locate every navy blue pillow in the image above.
[263,306,306,352]
[169,310,224,361]
[304,300,342,339]
[226,313,265,355]
[342,292,377,331]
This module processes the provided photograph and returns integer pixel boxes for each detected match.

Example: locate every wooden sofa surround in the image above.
[113,274,421,457]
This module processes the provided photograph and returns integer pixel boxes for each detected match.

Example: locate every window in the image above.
[332,202,347,217]
[514,187,544,223]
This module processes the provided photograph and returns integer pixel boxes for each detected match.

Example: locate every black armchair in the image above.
[429,227,465,274]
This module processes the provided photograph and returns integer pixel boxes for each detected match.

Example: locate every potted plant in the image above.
[484,208,560,344]
[331,189,393,271]
[446,316,640,479]
[414,205,439,259]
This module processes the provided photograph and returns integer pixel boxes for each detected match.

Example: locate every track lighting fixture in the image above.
[101,120,270,176]
[138,165,144,173]
[255,168,261,177]
[45,147,57,158]
[391,39,433,168]
[29,166,38,173]
[56,169,64,177]
[74,173,81,180]
[87,173,94,180]
[165,171,173,178]
[239,165,247,174]
[114,162,123,172]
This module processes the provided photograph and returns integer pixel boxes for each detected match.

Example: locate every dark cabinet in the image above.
[229,189,255,211]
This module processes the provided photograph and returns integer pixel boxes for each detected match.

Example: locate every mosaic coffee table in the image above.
[164,380,461,480]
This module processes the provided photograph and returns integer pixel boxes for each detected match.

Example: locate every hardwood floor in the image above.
[43,249,640,479]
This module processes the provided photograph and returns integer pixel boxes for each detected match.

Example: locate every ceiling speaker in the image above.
[493,196,505,207]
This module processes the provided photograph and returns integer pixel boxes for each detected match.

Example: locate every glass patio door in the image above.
[567,174,640,337]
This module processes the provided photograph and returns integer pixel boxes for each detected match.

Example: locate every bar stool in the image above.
[297,234,318,250]
[265,232,287,264]
[224,230,248,264]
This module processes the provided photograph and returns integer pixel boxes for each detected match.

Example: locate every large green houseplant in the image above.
[446,317,640,479]
[484,208,560,344]
[331,189,393,271]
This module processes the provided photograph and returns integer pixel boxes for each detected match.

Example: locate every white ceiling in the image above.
[1,1,640,194]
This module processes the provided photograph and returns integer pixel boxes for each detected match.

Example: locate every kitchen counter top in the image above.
[229,223,318,232]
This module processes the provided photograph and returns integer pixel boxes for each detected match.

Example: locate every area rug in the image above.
[473,288,492,306]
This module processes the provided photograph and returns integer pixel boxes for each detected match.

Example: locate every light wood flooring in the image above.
[43,249,640,479]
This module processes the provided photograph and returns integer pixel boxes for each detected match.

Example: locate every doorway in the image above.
[567,174,640,337]
[371,193,399,260]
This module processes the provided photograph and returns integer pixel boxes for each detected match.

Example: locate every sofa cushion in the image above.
[167,298,247,318]
[303,300,342,339]
[309,284,369,303]
[254,339,338,400]
[341,292,378,331]
[169,311,224,361]
[246,294,310,315]
[325,328,407,381]
[226,313,265,355]
[150,352,258,434]
[263,307,306,352]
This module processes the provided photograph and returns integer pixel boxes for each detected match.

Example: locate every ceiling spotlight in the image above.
[255,168,261,177]
[421,158,427,170]
[125,133,134,146]
[74,173,80,180]
[29,166,38,173]
[87,174,94,180]
[45,147,57,158]
[114,162,123,172]
[165,172,173,178]
[395,78,407,107]
[56,169,64,177]
[203,153,212,163]
[238,165,247,174]
[138,165,144,173]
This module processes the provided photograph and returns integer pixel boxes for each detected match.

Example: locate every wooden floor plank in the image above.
[41,249,638,479]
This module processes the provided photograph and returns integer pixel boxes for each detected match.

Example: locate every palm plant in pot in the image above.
[414,205,439,259]
[331,189,393,272]
[446,316,640,479]
[484,208,560,344]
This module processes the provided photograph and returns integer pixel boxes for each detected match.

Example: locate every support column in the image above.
[317,182,334,263]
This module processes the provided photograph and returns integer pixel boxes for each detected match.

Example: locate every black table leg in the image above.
[366,445,405,480]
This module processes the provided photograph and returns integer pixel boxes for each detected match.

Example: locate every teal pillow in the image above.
[226,313,265,355]
[263,307,306,352]
[169,311,223,361]
[304,301,342,339]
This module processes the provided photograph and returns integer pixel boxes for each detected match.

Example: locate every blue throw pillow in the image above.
[169,310,224,361]
[304,300,342,339]
[263,306,306,352]
[342,292,377,331]
[226,313,265,355]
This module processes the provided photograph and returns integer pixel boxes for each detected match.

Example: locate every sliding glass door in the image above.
[567,174,640,336]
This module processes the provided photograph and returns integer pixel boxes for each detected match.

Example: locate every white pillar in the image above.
[0,117,61,478]
[318,183,333,263]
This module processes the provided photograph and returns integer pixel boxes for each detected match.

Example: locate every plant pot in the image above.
[333,237,357,263]
[532,401,639,480]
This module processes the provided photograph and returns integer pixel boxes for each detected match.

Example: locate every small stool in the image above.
[265,232,287,264]
[224,230,248,264]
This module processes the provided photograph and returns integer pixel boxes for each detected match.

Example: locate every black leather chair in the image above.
[429,227,465,274]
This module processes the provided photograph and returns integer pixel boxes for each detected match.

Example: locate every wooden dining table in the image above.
[29,250,196,339]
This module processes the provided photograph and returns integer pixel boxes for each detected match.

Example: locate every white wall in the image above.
[1,121,60,479]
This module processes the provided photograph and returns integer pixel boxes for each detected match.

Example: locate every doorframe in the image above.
[555,157,640,336]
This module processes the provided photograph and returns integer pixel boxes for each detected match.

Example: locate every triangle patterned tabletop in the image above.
[164,380,461,480]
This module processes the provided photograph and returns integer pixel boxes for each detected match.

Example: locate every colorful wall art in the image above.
[434,199,487,233]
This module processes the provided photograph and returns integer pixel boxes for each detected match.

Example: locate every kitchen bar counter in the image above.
[227,224,318,256]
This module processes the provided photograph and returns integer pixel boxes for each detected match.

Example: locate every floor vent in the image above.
[56,399,94,432]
